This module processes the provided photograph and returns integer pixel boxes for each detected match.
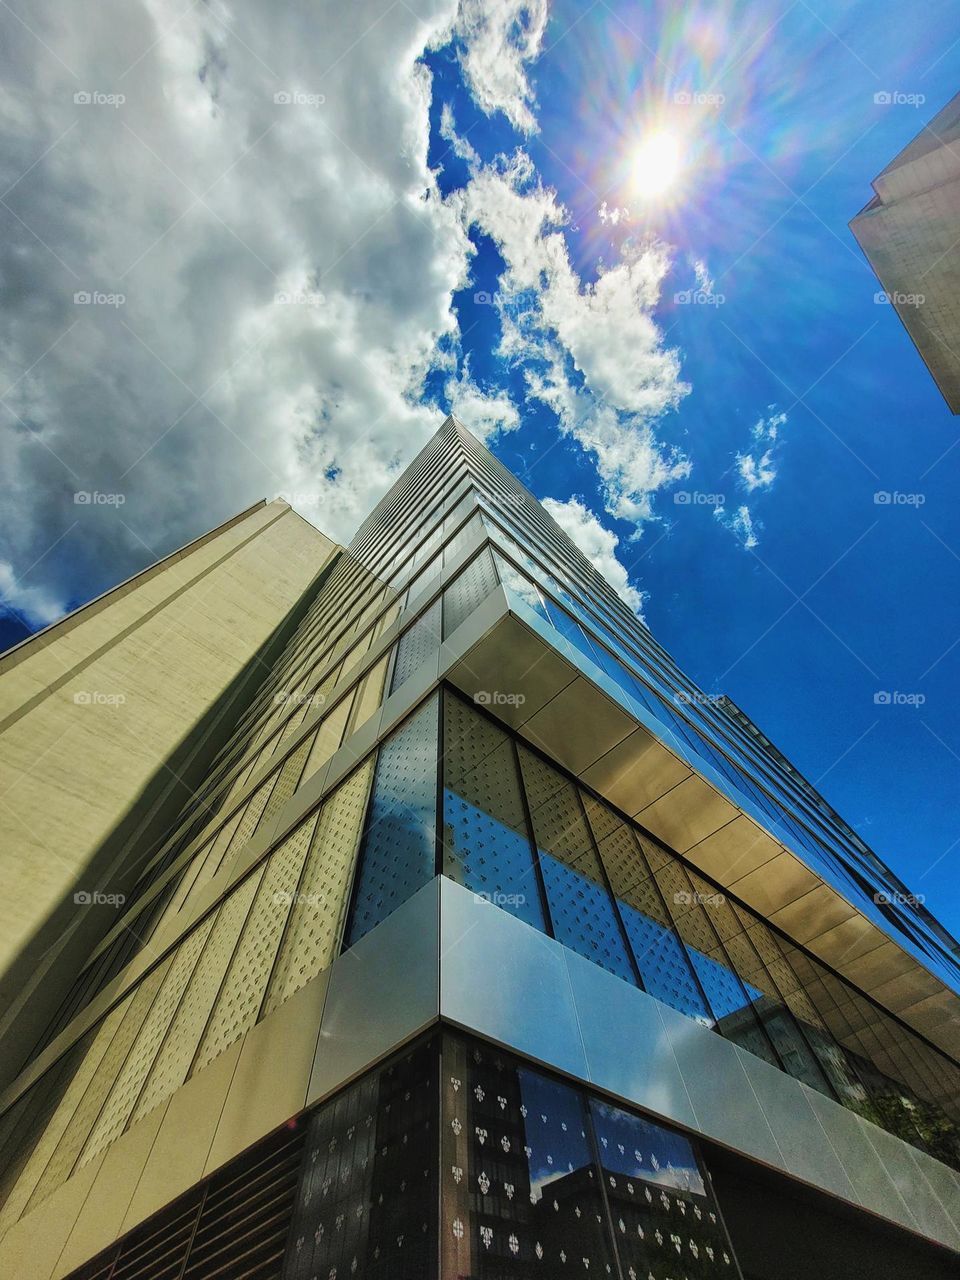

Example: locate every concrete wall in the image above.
[0,500,337,1051]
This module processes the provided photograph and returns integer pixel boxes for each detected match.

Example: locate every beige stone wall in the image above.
[0,500,338,999]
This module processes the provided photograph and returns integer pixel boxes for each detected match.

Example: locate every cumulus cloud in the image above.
[0,0,485,612]
[542,496,647,615]
[735,408,788,493]
[445,0,548,135]
[442,362,519,441]
[451,148,691,523]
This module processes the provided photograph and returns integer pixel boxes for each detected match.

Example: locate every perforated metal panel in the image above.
[518,748,635,982]
[0,1001,127,1228]
[257,736,311,831]
[389,598,441,692]
[442,696,544,930]
[584,805,713,1024]
[220,775,276,869]
[302,693,353,781]
[29,965,170,1206]
[346,698,438,945]
[132,874,263,1120]
[265,760,374,1013]
[442,547,498,638]
[192,814,318,1072]
[79,921,214,1165]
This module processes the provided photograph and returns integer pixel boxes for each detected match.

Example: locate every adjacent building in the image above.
[851,91,960,413]
[0,418,958,1279]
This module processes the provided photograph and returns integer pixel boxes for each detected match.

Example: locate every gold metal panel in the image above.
[56,1102,167,1277]
[683,814,780,884]
[350,653,389,733]
[220,777,274,868]
[79,921,214,1166]
[729,849,820,918]
[0,1001,127,1230]
[806,914,887,969]
[637,773,739,853]
[302,695,353,781]
[130,873,261,1122]
[520,677,635,775]
[0,1152,103,1280]
[264,760,374,1013]
[191,815,317,1073]
[580,725,691,816]
[446,614,576,729]
[120,1039,242,1235]
[25,964,168,1211]
[203,969,330,1178]
[841,940,920,994]
[768,883,856,945]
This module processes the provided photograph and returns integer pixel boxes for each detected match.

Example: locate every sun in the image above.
[633,128,684,201]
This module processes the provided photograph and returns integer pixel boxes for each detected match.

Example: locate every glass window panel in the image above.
[583,798,713,1025]
[441,1036,617,1277]
[441,695,544,930]
[518,748,635,983]
[346,696,439,946]
[589,1097,739,1276]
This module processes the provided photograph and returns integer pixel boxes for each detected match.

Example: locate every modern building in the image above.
[851,91,960,413]
[0,416,958,1279]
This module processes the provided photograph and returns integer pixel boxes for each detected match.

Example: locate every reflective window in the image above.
[442,697,545,930]
[346,696,439,945]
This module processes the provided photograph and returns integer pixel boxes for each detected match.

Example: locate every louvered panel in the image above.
[26,963,170,1210]
[131,875,262,1122]
[79,921,214,1166]
[191,814,316,1073]
[264,760,374,1013]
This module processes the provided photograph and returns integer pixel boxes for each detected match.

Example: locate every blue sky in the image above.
[1,0,958,934]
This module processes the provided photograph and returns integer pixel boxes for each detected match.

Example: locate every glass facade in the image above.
[3,417,959,1272]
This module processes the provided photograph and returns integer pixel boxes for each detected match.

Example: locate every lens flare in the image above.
[633,128,684,200]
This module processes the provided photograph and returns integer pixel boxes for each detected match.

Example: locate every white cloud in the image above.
[453,150,691,524]
[442,363,519,441]
[598,201,629,226]
[689,256,714,294]
[445,0,549,135]
[542,496,647,615]
[0,0,482,614]
[735,408,788,493]
[0,560,65,629]
[714,503,759,550]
